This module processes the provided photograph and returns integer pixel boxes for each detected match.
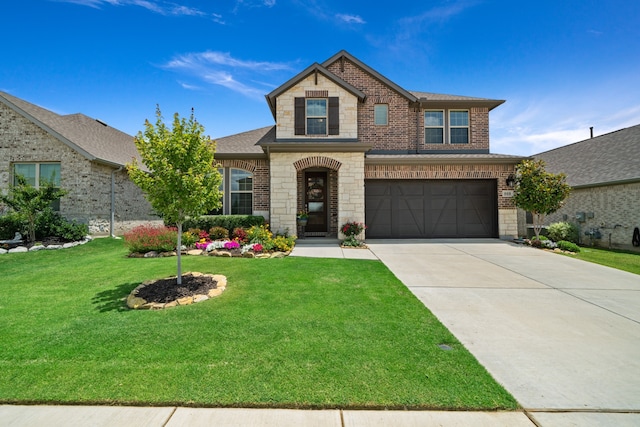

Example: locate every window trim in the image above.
[449,110,469,144]
[423,109,470,144]
[213,167,254,215]
[306,98,328,135]
[424,110,445,144]
[11,162,62,211]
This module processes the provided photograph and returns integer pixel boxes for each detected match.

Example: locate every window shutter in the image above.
[294,97,305,135]
[328,97,339,135]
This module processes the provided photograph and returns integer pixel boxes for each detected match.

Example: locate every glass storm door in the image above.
[305,172,327,233]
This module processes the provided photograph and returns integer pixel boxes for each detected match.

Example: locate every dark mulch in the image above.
[135,273,218,303]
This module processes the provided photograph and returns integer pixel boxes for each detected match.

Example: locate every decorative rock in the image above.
[242,252,255,258]
[0,249,7,255]
[256,253,271,259]
[176,296,194,306]
[144,251,159,258]
[218,251,232,257]
[193,295,209,303]
[46,245,62,250]
[9,246,28,253]
[62,242,77,249]
[271,252,285,258]
[187,249,203,256]
[161,251,176,257]
[126,295,147,309]
[29,245,46,251]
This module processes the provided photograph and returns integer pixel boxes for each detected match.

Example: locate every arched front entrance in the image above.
[294,156,341,237]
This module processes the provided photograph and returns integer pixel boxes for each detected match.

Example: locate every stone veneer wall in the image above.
[535,182,640,251]
[274,73,358,140]
[0,102,159,235]
[365,162,519,238]
[217,158,270,220]
[270,152,365,237]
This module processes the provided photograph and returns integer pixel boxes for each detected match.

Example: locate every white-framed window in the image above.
[424,110,444,144]
[212,168,253,215]
[449,110,469,144]
[230,169,252,215]
[374,104,388,125]
[306,98,327,135]
[12,162,62,211]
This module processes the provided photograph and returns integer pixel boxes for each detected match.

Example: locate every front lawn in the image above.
[0,238,517,410]
[567,246,640,275]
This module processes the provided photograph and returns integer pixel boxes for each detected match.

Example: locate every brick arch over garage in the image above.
[293,156,342,171]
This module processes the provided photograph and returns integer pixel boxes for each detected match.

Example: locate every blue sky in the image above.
[2,0,639,155]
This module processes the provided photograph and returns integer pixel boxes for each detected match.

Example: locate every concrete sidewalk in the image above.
[0,405,536,427]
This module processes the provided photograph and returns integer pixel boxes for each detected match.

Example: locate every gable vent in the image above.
[306,90,328,98]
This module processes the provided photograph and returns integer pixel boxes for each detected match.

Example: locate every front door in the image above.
[305,171,327,233]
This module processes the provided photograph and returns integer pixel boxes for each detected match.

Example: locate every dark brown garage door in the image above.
[365,180,498,239]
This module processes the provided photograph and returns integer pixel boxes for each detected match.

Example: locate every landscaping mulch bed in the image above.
[135,273,218,304]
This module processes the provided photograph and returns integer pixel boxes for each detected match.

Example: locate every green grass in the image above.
[0,239,517,410]
[567,246,640,275]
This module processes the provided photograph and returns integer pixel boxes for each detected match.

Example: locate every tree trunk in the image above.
[176,222,183,286]
[532,212,544,239]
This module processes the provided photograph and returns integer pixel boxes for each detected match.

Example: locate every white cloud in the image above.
[163,51,294,99]
[53,0,221,19]
[336,14,365,24]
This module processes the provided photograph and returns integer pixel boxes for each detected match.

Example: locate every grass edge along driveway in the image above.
[0,238,517,410]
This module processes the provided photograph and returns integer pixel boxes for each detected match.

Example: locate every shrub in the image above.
[182,215,265,232]
[246,224,273,244]
[232,227,248,243]
[341,221,366,237]
[53,220,88,242]
[34,208,87,241]
[341,235,361,247]
[548,222,579,244]
[182,229,199,247]
[557,240,581,252]
[123,224,177,253]
[531,235,549,241]
[271,235,295,252]
[209,226,229,240]
[0,212,25,240]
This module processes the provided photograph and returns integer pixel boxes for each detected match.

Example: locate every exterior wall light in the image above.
[506,174,516,187]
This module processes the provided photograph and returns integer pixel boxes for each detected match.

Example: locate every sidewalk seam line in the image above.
[162,406,178,427]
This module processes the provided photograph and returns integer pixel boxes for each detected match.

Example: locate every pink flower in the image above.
[224,241,240,250]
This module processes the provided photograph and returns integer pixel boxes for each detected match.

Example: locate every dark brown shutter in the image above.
[328,97,339,135]
[294,97,305,135]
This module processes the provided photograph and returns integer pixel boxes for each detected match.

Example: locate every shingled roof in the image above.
[0,91,140,168]
[535,124,640,187]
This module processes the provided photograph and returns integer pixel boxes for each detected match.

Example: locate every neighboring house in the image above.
[533,124,640,251]
[216,50,524,239]
[0,91,159,235]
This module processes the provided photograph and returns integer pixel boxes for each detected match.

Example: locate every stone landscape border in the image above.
[0,236,93,254]
[126,272,227,310]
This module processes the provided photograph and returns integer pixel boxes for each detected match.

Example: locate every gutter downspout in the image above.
[110,166,123,237]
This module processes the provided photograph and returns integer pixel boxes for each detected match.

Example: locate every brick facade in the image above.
[526,182,640,251]
[0,102,159,235]
[217,158,270,219]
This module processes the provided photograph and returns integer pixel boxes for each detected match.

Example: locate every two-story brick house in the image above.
[215,50,524,239]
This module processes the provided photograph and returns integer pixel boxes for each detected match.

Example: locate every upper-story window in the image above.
[449,110,469,144]
[424,110,469,144]
[306,99,327,135]
[374,104,388,125]
[295,96,339,136]
[424,110,444,144]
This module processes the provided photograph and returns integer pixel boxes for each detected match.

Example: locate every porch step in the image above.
[295,237,340,246]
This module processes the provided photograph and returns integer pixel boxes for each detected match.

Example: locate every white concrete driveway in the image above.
[367,239,640,427]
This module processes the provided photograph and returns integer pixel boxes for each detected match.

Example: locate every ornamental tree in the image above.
[1,174,67,243]
[127,107,222,285]
[513,159,571,239]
